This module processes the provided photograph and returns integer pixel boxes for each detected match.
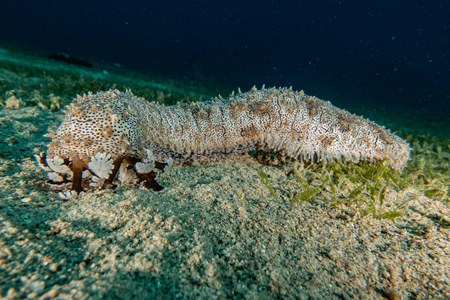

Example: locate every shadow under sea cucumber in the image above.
[35,86,411,199]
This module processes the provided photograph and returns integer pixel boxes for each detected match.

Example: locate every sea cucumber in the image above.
[35,86,411,199]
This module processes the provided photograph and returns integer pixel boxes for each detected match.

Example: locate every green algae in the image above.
[258,170,278,199]
[258,134,449,222]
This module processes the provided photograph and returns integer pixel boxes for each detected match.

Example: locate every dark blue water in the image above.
[1,0,449,114]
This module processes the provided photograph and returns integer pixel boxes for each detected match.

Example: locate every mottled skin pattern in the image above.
[39,87,411,195]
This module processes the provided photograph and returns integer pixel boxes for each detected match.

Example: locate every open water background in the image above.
[0,0,448,115]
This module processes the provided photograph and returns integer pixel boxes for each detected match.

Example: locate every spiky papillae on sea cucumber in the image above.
[35,87,411,198]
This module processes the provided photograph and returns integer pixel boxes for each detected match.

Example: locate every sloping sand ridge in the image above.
[0,106,449,299]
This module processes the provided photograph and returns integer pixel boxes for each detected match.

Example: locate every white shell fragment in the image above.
[34,154,51,171]
[135,149,156,174]
[48,172,64,183]
[118,163,137,184]
[82,170,91,179]
[160,157,174,177]
[88,152,114,179]
[89,176,105,188]
[58,190,79,200]
[47,156,71,174]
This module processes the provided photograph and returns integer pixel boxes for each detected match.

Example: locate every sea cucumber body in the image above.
[41,87,411,196]
[48,87,410,170]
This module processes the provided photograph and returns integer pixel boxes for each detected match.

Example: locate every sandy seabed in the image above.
[0,106,449,299]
